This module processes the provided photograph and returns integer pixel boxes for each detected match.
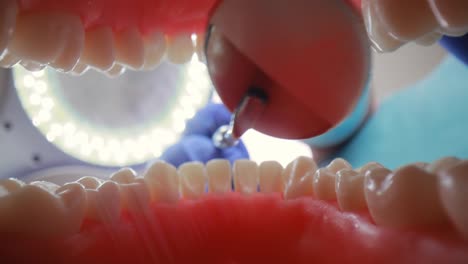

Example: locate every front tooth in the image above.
[313,168,336,201]
[110,168,136,184]
[120,179,151,213]
[0,0,17,56]
[428,0,468,36]
[0,178,25,193]
[167,33,195,64]
[106,64,126,78]
[438,161,468,240]
[86,181,121,224]
[144,160,180,203]
[283,156,317,200]
[362,0,404,52]
[20,61,45,72]
[143,31,167,70]
[9,12,72,64]
[178,162,207,199]
[51,15,84,72]
[233,160,259,195]
[114,28,145,69]
[81,26,115,71]
[259,160,284,193]
[336,169,367,212]
[365,165,448,229]
[76,176,102,189]
[427,156,461,174]
[0,183,86,237]
[30,181,60,193]
[206,159,232,194]
[0,51,20,67]
[70,63,89,76]
[415,31,442,46]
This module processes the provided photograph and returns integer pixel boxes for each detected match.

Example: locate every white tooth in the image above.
[110,168,136,184]
[20,60,45,72]
[106,63,126,78]
[143,31,167,70]
[0,51,20,67]
[233,160,259,195]
[194,33,205,61]
[326,158,352,174]
[438,161,468,240]
[0,178,25,194]
[8,12,73,65]
[76,176,102,189]
[115,28,144,70]
[283,156,317,200]
[206,159,232,194]
[0,0,17,56]
[167,33,195,64]
[70,63,89,76]
[144,160,179,203]
[336,169,367,212]
[365,165,448,229]
[0,183,86,237]
[415,31,442,46]
[86,181,121,224]
[358,162,384,175]
[51,15,84,72]
[427,156,461,174]
[313,168,336,201]
[81,26,115,71]
[259,160,284,193]
[120,179,151,213]
[30,181,60,193]
[178,162,207,199]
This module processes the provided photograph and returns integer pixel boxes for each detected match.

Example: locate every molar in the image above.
[427,156,461,174]
[259,160,284,193]
[110,168,137,184]
[336,169,367,212]
[178,162,207,199]
[144,160,180,203]
[206,159,232,194]
[0,178,25,194]
[327,158,352,174]
[313,168,336,201]
[81,26,115,71]
[365,165,448,229]
[438,160,468,240]
[233,160,259,195]
[30,181,60,193]
[428,0,468,36]
[167,33,195,64]
[283,156,317,200]
[76,176,102,190]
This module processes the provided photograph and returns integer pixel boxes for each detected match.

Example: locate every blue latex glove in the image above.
[159,103,249,167]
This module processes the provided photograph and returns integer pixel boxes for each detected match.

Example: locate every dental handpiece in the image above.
[212,87,268,149]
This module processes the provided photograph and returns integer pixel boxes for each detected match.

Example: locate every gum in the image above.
[0,193,467,263]
[17,0,221,35]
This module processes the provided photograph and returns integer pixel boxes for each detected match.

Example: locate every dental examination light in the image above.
[0,56,212,181]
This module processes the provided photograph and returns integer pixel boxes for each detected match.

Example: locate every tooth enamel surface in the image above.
[438,161,468,240]
[119,179,151,212]
[0,178,25,193]
[365,165,448,229]
[427,156,461,174]
[51,15,84,72]
[30,181,60,193]
[71,63,89,76]
[86,181,121,224]
[167,33,195,64]
[358,162,384,175]
[114,28,145,69]
[313,168,337,201]
[0,183,86,237]
[336,169,367,212]
[233,160,259,195]
[206,159,232,194]
[428,0,468,36]
[0,51,19,67]
[0,0,17,56]
[143,32,167,70]
[106,64,126,78]
[283,156,317,200]
[20,61,45,72]
[76,176,102,189]
[9,12,74,65]
[144,161,180,203]
[179,162,207,199]
[259,160,284,193]
[81,26,115,71]
[415,31,442,46]
[327,158,352,174]
[110,168,137,184]
[194,33,205,61]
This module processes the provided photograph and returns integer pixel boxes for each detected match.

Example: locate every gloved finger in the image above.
[159,135,220,167]
[183,103,232,137]
[221,141,250,164]
[207,0,369,139]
